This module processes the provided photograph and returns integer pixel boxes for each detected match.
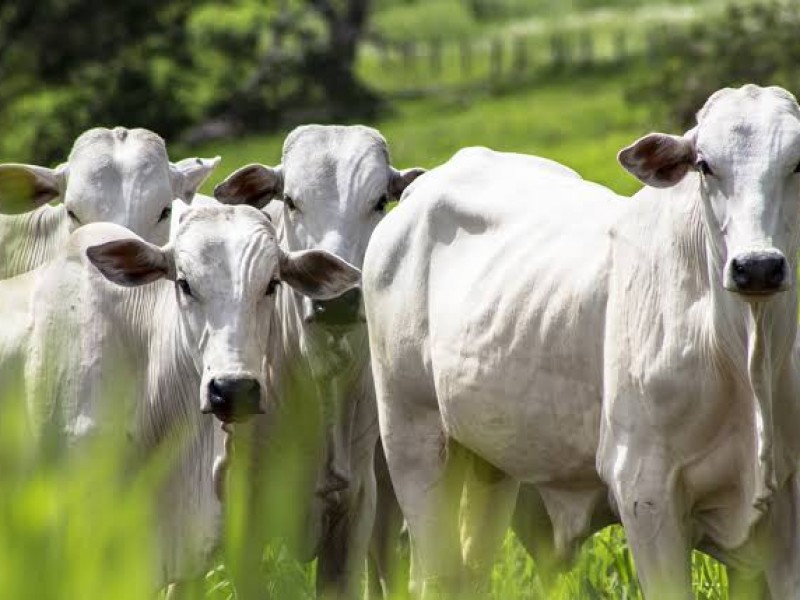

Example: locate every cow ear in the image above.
[214,164,283,209]
[87,239,174,287]
[170,156,221,202]
[618,133,696,188]
[0,163,68,214]
[280,249,361,300]
[389,167,426,200]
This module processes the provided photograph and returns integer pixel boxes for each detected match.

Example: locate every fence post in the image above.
[490,38,503,80]
[513,36,528,75]
[579,31,593,66]
[550,34,564,70]
[430,38,443,78]
[646,29,659,64]
[401,41,415,79]
[614,30,627,64]
[460,39,472,78]
[378,39,391,72]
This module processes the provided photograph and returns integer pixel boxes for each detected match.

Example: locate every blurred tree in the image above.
[627,2,800,129]
[0,0,381,160]
[185,0,382,142]
[0,0,198,163]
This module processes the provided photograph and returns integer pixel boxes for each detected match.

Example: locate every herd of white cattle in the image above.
[1,83,799,600]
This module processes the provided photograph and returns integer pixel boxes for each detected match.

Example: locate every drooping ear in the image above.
[86,239,174,287]
[170,156,221,202]
[0,163,68,214]
[388,166,426,200]
[618,133,696,188]
[280,249,361,300]
[214,164,283,209]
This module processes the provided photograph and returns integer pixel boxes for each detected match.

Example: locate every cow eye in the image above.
[283,195,297,211]
[176,278,192,297]
[374,194,389,212]
[67,209,81,224]
[696,159,714,176]
[266,279,280,296]
[158,206,172,222]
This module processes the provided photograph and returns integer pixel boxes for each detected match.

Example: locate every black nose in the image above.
[730,252,787,295]
[207,377,262,423]
[309,288,362,326]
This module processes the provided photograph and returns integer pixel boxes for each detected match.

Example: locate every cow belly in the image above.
[432,326,602,483]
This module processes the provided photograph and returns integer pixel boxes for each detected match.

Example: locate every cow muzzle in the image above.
[305,288,363,326]
[203,377,264,423]
[724,250,789,297]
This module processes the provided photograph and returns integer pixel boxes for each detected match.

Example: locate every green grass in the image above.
[191,71,649,197]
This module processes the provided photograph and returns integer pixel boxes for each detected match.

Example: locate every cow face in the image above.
[0,127,218,246]
[86,205,361,423]
[215,125,424,327]
[619,85,800,300]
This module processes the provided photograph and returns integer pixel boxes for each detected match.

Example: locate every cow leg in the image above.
[763,474,800,599]
[367,443,407,600]
[318,384,380,600]
[317,454,377,599]
[511,485,561,587]
[612,459,692,600]
[459,453,519,593]
[381,404,468,598]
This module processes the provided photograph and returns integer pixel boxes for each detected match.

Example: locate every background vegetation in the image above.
[1,0,796,598]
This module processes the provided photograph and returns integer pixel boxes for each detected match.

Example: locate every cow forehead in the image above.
[282,125,390,195]
[65,127,172,202]
[697,86,800,156]
[175,206,278,278]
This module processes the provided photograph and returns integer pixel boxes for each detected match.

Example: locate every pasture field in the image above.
[190,71,649,196]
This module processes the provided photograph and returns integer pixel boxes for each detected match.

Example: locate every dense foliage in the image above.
[0,0,197,163]
[0,0,381,163]
[627,2,800,129]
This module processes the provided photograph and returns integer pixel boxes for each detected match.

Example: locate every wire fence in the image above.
[357,25,670,96]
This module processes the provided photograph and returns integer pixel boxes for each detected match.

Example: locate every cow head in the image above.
[86,205,360,423]
[619,85,800,300]
[215,125,425,327]
[0,127,219,245]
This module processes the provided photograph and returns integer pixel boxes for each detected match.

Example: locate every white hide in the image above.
[0,205,359,590]
[0,127,219,279]
[363,147,622,596]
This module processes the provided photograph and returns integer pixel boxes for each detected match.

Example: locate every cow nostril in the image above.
[767,258,786,286]
[729,253,787,294]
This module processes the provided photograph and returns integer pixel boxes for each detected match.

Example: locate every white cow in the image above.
[0,126,219,279]
[602,85,800,599]
[366,85,800,600]
[363,146,622,597]
[213,124,425,597]
[0,205,360,596]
